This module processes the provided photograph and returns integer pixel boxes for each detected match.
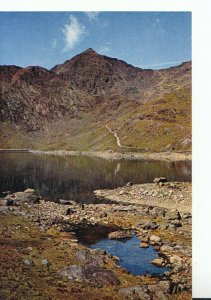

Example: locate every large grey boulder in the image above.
[58,264,120,287]
[5,189,39,205]
[82,264,120,287]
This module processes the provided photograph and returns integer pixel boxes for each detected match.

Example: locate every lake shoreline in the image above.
[27,149,192,162]
[0,148,191,162]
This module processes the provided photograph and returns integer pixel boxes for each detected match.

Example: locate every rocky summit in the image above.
[0,49,191,151]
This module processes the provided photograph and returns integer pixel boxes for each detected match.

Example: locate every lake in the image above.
[0,153,191,203]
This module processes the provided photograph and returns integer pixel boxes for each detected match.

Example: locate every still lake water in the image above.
[0,153,191,203]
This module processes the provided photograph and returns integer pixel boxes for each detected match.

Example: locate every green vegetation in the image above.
[110,86,191,152]
[0,87,191,152]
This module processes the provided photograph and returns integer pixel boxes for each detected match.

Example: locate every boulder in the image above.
[148,285,170,300]
[150,235,162,243]
[125,182,133,187]
[170,220,182,228]
[108,230,132,240]
[24,258,33,265]
[140,242,149,248]
[58,264,120,287]
[160,224,169,230]
[82,264,120,287]
[7,199,16,206]
[118,286,150,300]
[151,257,165,267]
[180,137,191,147]
[160,245,174,253]
[137,221,159,230]
[41,259,49,266]
[0,206,8,212]
[24,188,35,193]
[119,285,170,300]
[59,199,77,205]
[58,265,84,282]
[153,177,167,184]
[181,212,192,219]
[141,236,149,243]
[2,191,11,196]
[119,190,126,195]
[154,245,160,251]
[0,199,8,206]
[5,189,39,204]
[75,250,104,267]
[170,255,182,265]
[150,206,166,217]
[164,210,181,220]
[159,281,171,294]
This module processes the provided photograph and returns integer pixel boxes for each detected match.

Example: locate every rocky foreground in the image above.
[0,181,192,299]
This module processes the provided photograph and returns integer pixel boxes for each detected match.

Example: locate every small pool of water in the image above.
[89,233,171,276]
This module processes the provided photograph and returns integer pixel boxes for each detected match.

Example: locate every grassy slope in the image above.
[108,86,191,152]
[0,86,191,152]
[0,122,35,149]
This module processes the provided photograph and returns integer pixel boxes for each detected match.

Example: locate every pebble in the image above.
[41,259,49,265]
[24,259,33,265]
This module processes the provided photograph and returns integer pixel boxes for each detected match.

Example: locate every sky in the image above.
[0,12,191,70]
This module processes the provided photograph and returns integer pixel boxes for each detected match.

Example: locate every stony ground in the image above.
[95,181,192,213]
[0,184,192,299]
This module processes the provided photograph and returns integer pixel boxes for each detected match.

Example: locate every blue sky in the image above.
[0,12,191,70]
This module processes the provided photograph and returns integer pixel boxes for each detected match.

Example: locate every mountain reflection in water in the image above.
[0,153,191,203]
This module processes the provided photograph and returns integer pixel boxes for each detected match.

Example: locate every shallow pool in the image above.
[89,233,171,276]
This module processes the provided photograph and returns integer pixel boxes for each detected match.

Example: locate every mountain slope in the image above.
[0,49,191,152]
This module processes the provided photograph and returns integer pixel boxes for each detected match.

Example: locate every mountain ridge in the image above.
[0,49,191,152]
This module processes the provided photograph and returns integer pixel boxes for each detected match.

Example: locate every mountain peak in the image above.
[82,48,97,55]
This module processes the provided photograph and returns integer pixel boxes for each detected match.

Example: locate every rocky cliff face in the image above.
[52,48,154,93]
[0,49,191,151]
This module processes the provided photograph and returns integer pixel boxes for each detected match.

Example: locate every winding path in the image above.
[105,124,135,149]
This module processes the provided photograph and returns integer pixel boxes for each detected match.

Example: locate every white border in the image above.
[0,0,193,12]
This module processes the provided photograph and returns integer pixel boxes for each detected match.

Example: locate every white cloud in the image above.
[99,42,112,55]
[51,39,57,49]
[140,61,182,69]
[84,12,100,22]
[62,15,86,51]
